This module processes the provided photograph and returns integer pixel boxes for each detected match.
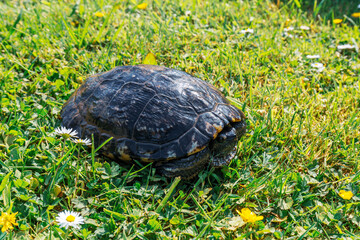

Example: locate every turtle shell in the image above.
[61,65,244,162]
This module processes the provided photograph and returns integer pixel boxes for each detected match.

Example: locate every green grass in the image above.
[1,0,360,239]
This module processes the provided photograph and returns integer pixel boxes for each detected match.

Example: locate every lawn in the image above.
[1,0,360,239]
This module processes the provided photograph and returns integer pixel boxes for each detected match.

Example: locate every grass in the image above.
[0,0,360,239]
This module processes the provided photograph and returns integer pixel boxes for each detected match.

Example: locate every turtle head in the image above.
[210,120,246,167]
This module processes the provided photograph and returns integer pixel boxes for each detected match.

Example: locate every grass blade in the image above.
[155,177,181,213]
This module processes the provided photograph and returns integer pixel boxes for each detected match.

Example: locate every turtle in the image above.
[60,65,246,178]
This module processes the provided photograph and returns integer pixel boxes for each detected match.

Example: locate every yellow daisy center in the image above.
[66,215,76,222]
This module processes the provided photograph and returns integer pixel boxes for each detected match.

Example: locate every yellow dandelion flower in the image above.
[285,18,291,27]
[94,12,105,17]
[333,19,343,24]
[351,12,360,18]
[137,3,147,10]
[0,212,18,232]
[143,52,157,65]
[70,20,79,27]
[236,208,263,223]
[339,190,353,200]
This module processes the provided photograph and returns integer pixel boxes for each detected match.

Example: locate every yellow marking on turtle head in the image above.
[103,152,115,159]
[120,153,132,161]
[140,157,153,162]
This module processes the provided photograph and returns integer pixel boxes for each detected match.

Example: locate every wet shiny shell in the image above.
[61,65,244,162]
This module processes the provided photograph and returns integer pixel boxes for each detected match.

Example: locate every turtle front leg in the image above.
[156,148,210,179]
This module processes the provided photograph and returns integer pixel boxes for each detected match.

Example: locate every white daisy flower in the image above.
[306,54,321,59]
[283,32,294,38]
[240,28,254,34]
[311,62,324,68]
[284,26,294,32]
[294,49,302,57]
[185,10,191,16]
[56,210,84,229]
[337,44,356,50]
[311,62,325,72]
[54,126,78,139]
[72,138,91,146]
[300,25,310,30]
